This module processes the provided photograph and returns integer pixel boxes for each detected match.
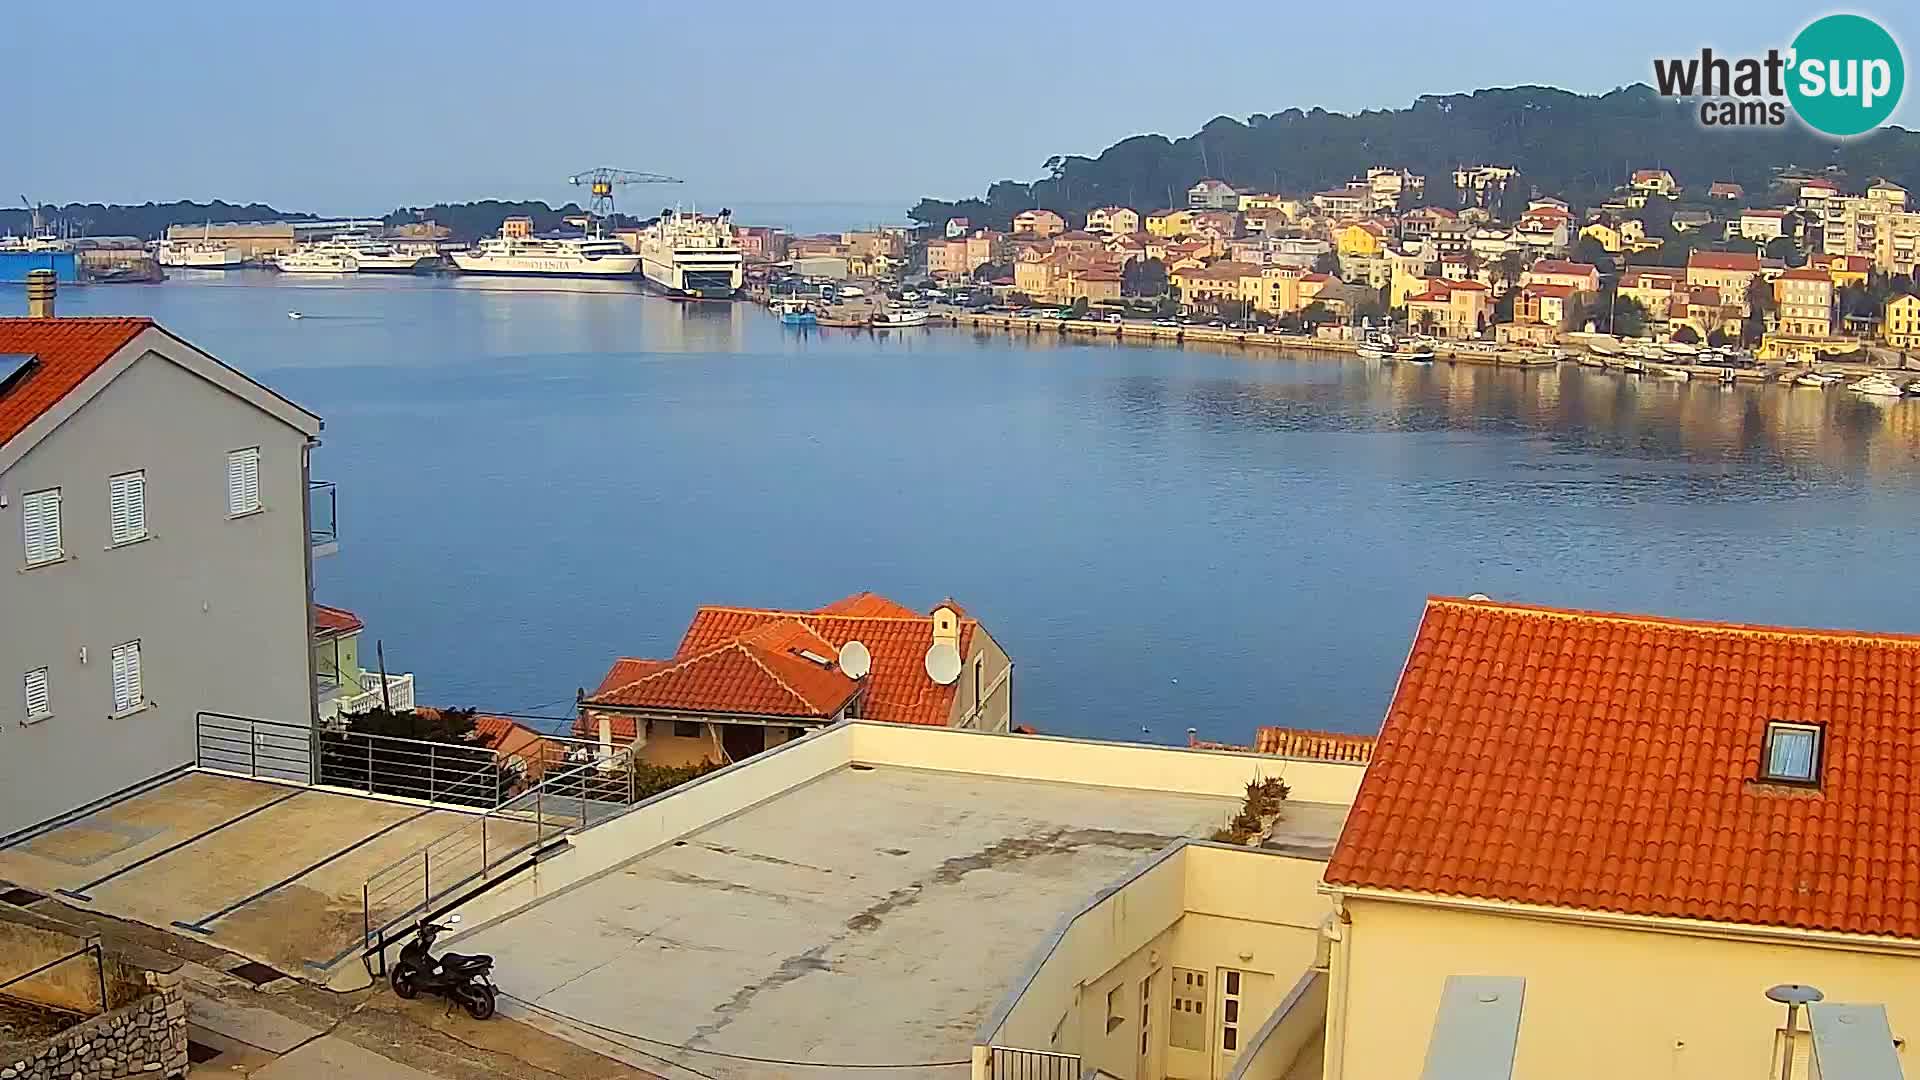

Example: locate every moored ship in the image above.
[155,238,243,269]
[449,234,640,278]
[638,209,743,299]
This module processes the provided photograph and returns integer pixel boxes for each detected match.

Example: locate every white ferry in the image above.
[155,237,243,269]
[638,209,743,299]
[449,234,640,278]
[274,245,359,274]
[337,234,437,273]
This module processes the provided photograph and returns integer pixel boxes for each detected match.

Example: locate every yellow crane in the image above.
[567,168,682,224]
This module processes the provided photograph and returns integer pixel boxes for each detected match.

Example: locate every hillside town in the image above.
[732,165,1920,366]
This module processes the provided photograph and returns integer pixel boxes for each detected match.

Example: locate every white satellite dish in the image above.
[839,640,872,680]
[924,642,962,686]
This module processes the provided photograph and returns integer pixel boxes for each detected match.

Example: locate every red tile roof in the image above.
[0,318,151,448]
[1780,268,1834,283]
[1326,596,1920,940]
[1526,260,1598,279]
[1689,250,1762,271]
[314,604,364,637]
[471,714,554,763]
[1254,726,1376,763]
[581,594,984,738]
[1522,283,1577,299]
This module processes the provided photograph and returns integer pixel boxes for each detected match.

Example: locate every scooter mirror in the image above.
[446,914,462,925]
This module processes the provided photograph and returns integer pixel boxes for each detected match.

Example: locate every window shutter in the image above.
[109,471,146,544]
[227,448,260,515]
[111,641,142,713]
[23,668,50,718]
[22,488,61,564]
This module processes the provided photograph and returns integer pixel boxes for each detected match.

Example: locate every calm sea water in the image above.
[44,271,1920,743]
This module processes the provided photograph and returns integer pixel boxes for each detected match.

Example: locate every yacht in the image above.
[450,233,640,278]
[637,209,744,299]
[336,234,436,273]
[274,245,359,274]
[1851,373,1905,397]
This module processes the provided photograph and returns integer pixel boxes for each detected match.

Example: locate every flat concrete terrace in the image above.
[0,772,533,974]
[460,765,1343,1078]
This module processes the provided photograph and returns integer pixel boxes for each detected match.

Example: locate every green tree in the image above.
[1350,291,1386,325]
[1671,324,1701,344]
[1707,327,1732,347]
[1765,235,1804,267]
[972,260,1013,282]
[1742,276,1775,344]
[1122,257,1169,297]
[1612,295,1650,338]
[1300,301,1334,327]
[1493,250,1529,292]
[1571,235,1616,281]
[1068,296,1091,318]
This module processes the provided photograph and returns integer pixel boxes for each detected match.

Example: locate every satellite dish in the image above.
[839,640,872,680]
[924,642,962,685]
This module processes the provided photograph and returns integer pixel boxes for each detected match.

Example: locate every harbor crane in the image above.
[567,168,682,223]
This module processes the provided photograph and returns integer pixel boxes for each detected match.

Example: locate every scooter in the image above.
[389,914,497,1019]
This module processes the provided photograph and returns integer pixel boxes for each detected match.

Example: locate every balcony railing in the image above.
[318,672,415,722]
[310,480,339,557]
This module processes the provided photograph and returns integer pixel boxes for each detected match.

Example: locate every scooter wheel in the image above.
[462,985,496,1020]
[390,968,420,1000]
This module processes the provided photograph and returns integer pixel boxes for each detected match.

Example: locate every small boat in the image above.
[1655,365,1691,381]
[1663,341,1701,357]
[275,246,358,274]
[1852,373,1905,397]
[1794,371,1840,388]
[777,301,816,326]
[871,308,930,328]
[1588,338,1623,357]
[287,311,304,320]
[1576,352,1608,368]
[1617,358,1646,374]
[1906,380,1920,397]
[815,313,867,328]
[1390,346,1436,363]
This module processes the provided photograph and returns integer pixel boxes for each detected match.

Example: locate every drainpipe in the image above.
[301,438,321,768]
[1324,894,1353,1080]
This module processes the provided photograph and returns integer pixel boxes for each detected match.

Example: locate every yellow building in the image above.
[1085,207,1141,236]
[1810,251,1872,289]
[1772,267,1835,338]
[1404,278,1489,338]
[1011,209,1065,238]
[1173,260,1260,310]
[1146,209,1197,238]
[1687,250,1764,314]
[1334,222,1386,258]
[1578,221,1622,253]
[1322,596,1920,1080]
[1886,293,1920,348]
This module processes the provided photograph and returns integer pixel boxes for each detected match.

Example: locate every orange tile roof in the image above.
[1779,267,1834,282]
[313,604,364,638]
[1254,726,1376,763]
[1527,259,1598,278]
[581,594,982,737]
[1326,596,1920,939]
[471,714,553,762]
[0,318,151,448]
[1689,250,1762,271]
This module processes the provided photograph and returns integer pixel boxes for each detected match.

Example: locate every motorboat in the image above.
[1390,344,1435,363]
[1794,371,1842,388]
[776,301,816,326]
[1851,373,1905,397]
[871,308,931,328]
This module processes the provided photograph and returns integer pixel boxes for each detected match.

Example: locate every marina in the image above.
[43,270,1920,743]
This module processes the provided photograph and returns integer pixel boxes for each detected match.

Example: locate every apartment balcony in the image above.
[317,671,415,723]
[310,480,339,558]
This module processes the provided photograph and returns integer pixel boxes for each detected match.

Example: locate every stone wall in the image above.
[0,967,186,1080]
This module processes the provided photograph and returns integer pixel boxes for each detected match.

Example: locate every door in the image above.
[721,723,765,763]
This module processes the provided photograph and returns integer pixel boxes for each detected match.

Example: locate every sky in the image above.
[12,1,1920,219]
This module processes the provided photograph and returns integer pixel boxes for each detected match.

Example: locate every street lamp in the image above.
[1766,983,1824,1080]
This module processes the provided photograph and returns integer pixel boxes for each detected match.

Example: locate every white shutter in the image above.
[109,471,146,544]
[23,668,50,718]
[227,448,260,515]
[22,488,61,565]
[110,641,142,713]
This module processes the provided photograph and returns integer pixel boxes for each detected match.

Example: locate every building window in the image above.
[226,447,261,516]
[673,720,701,739]
[108,471,147,545]
[23,668,51,721]
[110,641,143,714]
[22,487,62,565]
[1221,968,1244,1055]
[1762,721,1822,783]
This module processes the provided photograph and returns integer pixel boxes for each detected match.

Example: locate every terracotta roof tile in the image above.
[1326,596,1920,939]
[579,594,982,735]
[1689,251,1762,271]
[314,604,364,637]
[0,318,151,448]
[1255,726,1376,763]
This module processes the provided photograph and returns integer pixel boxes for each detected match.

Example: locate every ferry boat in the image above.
[155,235,243,269]
[450,234,640,278]
[871,308,930,328]
[637,209,743,299]
[274,246,359,274]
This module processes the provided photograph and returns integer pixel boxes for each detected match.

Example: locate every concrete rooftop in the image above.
[460,764,1346,1078]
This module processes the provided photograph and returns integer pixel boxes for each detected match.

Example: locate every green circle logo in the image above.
[1788,14,1904,137]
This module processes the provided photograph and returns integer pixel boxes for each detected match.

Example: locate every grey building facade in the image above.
[0,317,324,841]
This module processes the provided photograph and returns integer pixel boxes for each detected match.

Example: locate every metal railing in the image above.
[309,480,338,552]
[360,745,639,952]
[987,1047,1081,1079]
[0,940,109,1016]
[316,727,508,809]
[196,712,315,784]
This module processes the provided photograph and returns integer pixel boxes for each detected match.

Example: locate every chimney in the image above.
[930,604,961,652]
[25,269,55,318]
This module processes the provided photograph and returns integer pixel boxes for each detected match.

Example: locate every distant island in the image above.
[0,199,637,244]
[910,84,1920,229]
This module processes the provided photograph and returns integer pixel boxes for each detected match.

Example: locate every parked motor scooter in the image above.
[390,914,497,1019]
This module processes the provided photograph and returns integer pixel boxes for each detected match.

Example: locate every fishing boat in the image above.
[1851,373,1905,397]
[815,312,867,328]
[777,302,816,326]
[1654,365,1691,381]
[871,308,930,328]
